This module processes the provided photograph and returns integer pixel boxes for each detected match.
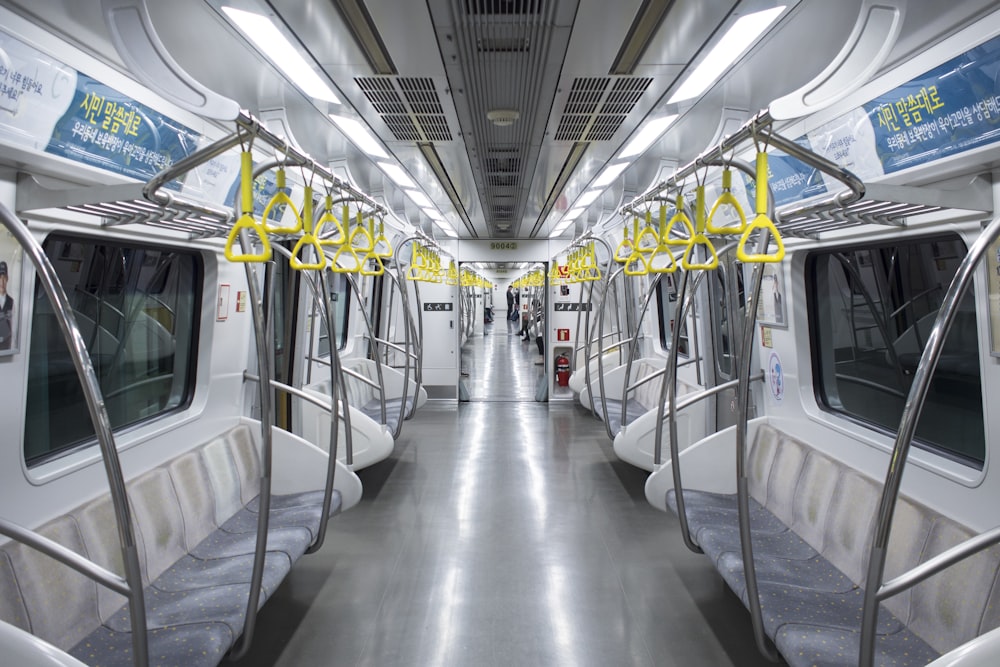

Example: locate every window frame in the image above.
[23,233,202,467]
[805,232,984,469]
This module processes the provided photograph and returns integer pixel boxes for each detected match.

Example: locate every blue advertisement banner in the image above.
[861,34,1000,173]
[741,135,830,208]
[45,74,201,190]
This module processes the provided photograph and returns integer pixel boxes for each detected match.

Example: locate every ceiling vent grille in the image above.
[464,0,542,16]
[477,36,530,52]
[356,77,454,141]
[554,76,652,141]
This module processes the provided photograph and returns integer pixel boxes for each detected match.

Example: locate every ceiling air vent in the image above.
[554,76,652,142]
[464,0,542,16]
[478,37,530,52]
[356,77,454,142]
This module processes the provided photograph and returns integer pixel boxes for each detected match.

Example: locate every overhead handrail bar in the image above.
[859,214,1000,667]
[0,204,149,666]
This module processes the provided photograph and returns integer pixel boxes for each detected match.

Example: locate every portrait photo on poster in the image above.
[755,263,788,329]
[0,229,23,356]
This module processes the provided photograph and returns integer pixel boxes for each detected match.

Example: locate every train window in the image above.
[709,267,745,380]
[24,236,201,466]
[315,272,351,356]
[808,235,984,467]
[656,274,689,356]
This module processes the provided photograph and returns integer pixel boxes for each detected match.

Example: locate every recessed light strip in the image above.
[668,6,786,104]
[222,6,340,103]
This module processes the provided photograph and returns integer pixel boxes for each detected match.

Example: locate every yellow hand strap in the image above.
[331,242,362,273]
[261,168,302,235]
[624,249,650,276]
[664,194,695,246]
[349,210,375,254]
[225,151,272,263]
[614,225,634,264]
[706,168,748,234]
[316,197,346,247]
[737,152,786,263]
[373,221,393,259]
[682,184,719,270]
[360,251,384,276]
[636,210,660,254]
[290,186,326,270]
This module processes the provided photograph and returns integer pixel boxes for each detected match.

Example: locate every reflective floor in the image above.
[232,329,785,666]
[462,318,545,402]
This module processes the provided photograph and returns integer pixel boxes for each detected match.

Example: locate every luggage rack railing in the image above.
[17,110,386,236]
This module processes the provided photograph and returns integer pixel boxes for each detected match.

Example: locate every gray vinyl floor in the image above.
[232,323,785,666]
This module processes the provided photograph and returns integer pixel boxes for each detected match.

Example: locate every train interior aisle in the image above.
[462,318,544,402]
[232,341,780,667]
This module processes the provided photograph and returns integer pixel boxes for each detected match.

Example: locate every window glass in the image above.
[808,235,983,466]
[657,273,689,356]
[24,236,201,465]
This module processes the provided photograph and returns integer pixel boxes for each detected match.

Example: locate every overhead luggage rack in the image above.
[15,110,386,239]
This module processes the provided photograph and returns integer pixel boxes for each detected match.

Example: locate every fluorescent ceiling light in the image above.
[379,162,416,189]
[435,219,458,237]
[593,162,630,188]
[576,190,602,207]
[222,7,340,103]
[407,190,433,209]
[619,114,679,158]
[422,207,444,220]
[668,7,785,104]
[563,207,586,222]
[329,115,389,159]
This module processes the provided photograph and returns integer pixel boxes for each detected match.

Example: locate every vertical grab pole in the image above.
[621,274,663,434]
[582,235,614,421]
[859,215,1000,667]
[230,226,274,659]
[733,153,780,662]
[384,270,412,434]
[346,273,387,425]
[0,207,149,667]
[393,236,423,428]
[596,266,627,439]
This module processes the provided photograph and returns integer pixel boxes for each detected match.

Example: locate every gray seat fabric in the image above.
[0,425,338,667]
[663,423,1000,665]
[360,395,417,434]
[599,397,645,436]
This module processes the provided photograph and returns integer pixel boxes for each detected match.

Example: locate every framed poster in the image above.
[755,263,787,328]
[0,227,23,356]
[987,232,1000,357]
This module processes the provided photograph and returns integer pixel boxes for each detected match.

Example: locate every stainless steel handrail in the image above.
[229,227,275,659]
[618,274,664,433]
[858,214,1000,667]
[344,273,387,425]
[581,236,616,422]
[878,526,1000,601]
[595,265,628,439]
[0,204,149,666]
[0,517,130,596]
[244,373,348,417]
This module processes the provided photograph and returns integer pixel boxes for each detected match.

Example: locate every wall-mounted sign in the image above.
[557,328,570,341]
[489,241,518,250]
[553,302,592,312]
[424,302,454,312]
[217,283,230,321]
[0,227,22,356]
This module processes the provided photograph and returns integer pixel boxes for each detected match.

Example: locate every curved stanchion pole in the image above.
[267,244,341,552]
[731,160,780,662]
[345,273,387,425]
[393,236,428,426]
[619,274,663,435]
[580,235,614,419]
[383,269,415,434]
[858,214,1000,667]
[595,265,628,439]
[0,206,149,667]
[229,226,274,660]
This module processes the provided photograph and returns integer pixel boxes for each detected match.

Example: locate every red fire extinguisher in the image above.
[555,354,571,387]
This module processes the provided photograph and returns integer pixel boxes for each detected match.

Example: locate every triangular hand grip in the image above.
[624,251,649,276]
[682,234,719,270]
[737,214,786,263]
[290,233,326,270]
[225,213,272,263]
[317,197,346,246]
[360,252,385,276]
[261,169,302,235]
[648,244,678,274]
[664,210,695,246]
[331,243,362,273]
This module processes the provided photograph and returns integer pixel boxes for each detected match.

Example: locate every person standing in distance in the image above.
[506,285,515,322]
[0,261,13,351]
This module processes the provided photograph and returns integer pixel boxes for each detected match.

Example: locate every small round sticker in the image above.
[768,351,784,403]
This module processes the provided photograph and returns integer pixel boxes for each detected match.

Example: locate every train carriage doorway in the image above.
[459,262,547,402]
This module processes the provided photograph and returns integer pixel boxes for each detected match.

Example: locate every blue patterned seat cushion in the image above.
[775,623,939,667]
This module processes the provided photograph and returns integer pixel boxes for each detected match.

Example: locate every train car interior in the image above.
[1,0,1000,665]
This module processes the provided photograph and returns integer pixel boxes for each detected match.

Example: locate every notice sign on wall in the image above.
[424,302,454,312]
